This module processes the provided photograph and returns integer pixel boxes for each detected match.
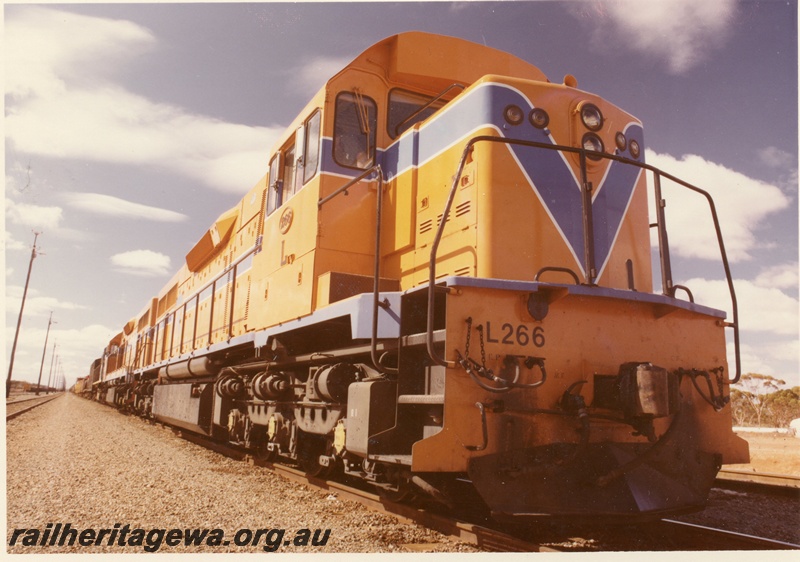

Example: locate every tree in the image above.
[732,373,786,427]
[729,388,754,426]
[765,387,800,428]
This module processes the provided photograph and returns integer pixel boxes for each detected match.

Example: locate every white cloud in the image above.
[574,0,737,74]
[63,193,188,222]
[685,273,799,385]
[110,250,171,277]
[5,6,156,99]
[291,55,353,96]
[5,198,63,231]
[758,146,796,170]
[683,277,798,337]
[6,285,88,318]
[5,321,118,386]
[4,232,28,252]
[736,340,800,388]
[4,161,36,195]
[645,150,790,262]
[5,6,282,194]
[754,263,799,290]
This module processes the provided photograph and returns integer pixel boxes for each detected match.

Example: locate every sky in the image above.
[4,1,799,391]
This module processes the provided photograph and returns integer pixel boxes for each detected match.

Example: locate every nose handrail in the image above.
[425,135,741,384]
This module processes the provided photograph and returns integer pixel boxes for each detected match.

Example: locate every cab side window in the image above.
[282,144,295,204]
[303,110,321,183]
[388,88,447,139]
[267,154,280,216]
[266,110,322,216]
[333,91,377,169]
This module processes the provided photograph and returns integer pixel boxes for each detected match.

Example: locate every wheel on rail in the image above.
[377,483,419,504]
[297,434,334,478]
[253,443,278,463]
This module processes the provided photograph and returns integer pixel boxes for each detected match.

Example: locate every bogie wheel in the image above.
[254,444,278,463]
[377,484,419,504]
[297,434,333,478]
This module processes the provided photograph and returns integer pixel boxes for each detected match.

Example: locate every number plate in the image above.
[485,322,545,348]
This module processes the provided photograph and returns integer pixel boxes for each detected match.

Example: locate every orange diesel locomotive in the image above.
[88,32,748,520]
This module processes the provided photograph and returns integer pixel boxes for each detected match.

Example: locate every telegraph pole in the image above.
[35,313,54,396]
[46,354,55,394]
[46,341,57,395]
[7,232,40,398]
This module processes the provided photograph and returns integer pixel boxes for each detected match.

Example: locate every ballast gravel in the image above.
[8,394,798,552]
[6,394,480,554]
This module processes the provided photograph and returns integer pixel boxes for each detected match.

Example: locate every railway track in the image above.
[7,393,41,404]
[658,519,800,550]
[168,424,799,551]
[10,396,796,551]
[170,427,550,552]
[6,393,63,421]
[717,468,800,496]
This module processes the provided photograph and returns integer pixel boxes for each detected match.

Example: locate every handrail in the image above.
[425,134,741,383]
[534,266,581,285]
[316,164,398,375]
[369,166,399,375]
[647,166,741,383]
[318,166,382,207]
[136,243,261,370]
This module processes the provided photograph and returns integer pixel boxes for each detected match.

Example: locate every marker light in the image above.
[504,105,524,125]
[615,132,627,152]
[629,139,641,159]
[582,133,604,160]
[580,104,603,131]
[529,108,550,129]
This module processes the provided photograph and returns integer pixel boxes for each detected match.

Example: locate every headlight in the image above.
[529,108,549,129]
[615,132,627,151]
[504,105,524,125]
[580,104,603,131]
[629,139,641,159]
[582,133,604,160]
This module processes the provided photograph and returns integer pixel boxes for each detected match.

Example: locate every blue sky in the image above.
[4,1,798,389]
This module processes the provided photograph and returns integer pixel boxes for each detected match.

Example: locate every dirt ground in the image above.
[727,432,800,475]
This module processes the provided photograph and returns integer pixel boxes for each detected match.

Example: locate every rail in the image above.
[426,135,741,383]
[717,468,800,494]
[659,519,799,550]
[170,427,555,552]
[6,392,63,421]
[168,416,795,551]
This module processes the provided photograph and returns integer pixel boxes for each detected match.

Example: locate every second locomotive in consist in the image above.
[86,32,748,520]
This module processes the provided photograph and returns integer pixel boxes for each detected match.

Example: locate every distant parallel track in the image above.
[6,393,63,421]
[717,468,800,497]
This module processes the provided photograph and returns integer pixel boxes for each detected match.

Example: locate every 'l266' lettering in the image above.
[485,322,545,348]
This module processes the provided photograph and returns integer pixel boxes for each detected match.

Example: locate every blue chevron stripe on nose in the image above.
[323,82,645,279]
[426,83,645,279]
